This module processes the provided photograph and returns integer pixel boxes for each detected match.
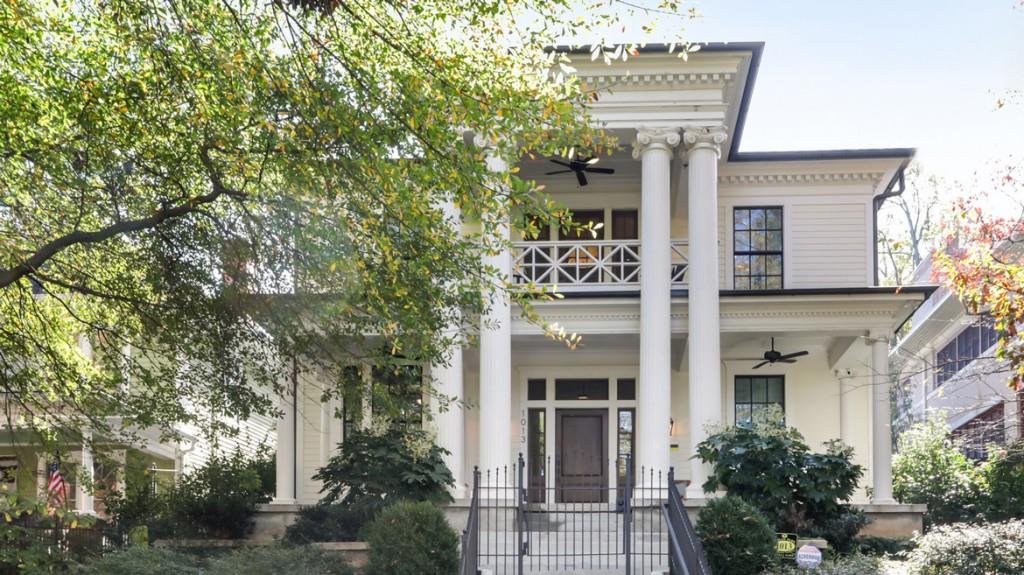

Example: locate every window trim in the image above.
[934,319,999,388]
[733,375,786,426]
[732,206,784,290]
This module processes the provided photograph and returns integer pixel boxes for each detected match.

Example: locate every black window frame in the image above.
[734,375,785,426]
[732,206,784,290]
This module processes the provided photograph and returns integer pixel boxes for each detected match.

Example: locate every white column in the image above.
[683,126,728,499]
[633,127,680,479]
[431,199,466,498]
[871,332,895,504]
[477,137,512,476]
[274,360,297,503]
[76,434,95,514]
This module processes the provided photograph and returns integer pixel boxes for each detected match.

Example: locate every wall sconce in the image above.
[669,418,677,437]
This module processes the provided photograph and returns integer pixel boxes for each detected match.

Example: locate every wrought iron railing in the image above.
[460,467,482,575]
[663,468,711,575]
[511,240,689,291]
[474,454,668,574]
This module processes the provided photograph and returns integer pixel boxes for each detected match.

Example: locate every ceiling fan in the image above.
[545,157,615,187]
[752,338,809,369]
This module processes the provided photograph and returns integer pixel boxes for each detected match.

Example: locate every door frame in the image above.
[518,367,639,495]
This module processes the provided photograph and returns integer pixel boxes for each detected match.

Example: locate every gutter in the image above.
[872,159,913,286]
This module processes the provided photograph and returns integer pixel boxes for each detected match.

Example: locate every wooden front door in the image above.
[555,409,608,503]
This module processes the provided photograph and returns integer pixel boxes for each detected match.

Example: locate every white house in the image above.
[892,253,1022,458]
[261,43,933,538]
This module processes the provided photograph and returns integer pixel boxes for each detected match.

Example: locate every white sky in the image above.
[595,0,1024,199]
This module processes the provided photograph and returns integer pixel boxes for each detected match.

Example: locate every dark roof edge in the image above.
[549,285,938,300]
[728,148,917,162]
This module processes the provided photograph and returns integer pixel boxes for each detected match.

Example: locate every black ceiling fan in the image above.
[545,157,615,187]
[753,338,809,369]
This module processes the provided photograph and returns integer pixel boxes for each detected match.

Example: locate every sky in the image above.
[603,0,1024,193]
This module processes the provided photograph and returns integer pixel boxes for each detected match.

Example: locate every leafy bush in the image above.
[980,440,1024,522]
[364,501,458,575]
[696,408,865,548]
[102,481,171,538]
[904,519,1024,575]
[855,535,915,557]
[767,552,882,575]
[76,546,203,575]
[893,417,983,527]
[315,428,453,506]
[283,499,381,544]
[695,496,776,575]
[206,546,355,575]
[164,451,274,539]
[1,498,97,575]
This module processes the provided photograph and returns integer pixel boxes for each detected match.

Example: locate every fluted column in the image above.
[683,126,728,498]
[274,360,297,503]
[871,331,895,504]
[431,199,466,498]
[633,127,680,480]
[476,136,512,476]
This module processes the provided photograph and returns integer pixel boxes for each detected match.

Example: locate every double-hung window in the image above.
[733,207,783,290]
[734,375,785,426]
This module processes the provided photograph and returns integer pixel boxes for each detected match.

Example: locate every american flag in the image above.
[46,461,67,510]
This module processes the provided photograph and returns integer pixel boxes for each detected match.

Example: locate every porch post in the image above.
[75,434,95,514]
[274,359,297,504]
[431,199,466,498]
[870,331,896,504]
[477,136,512,475]
[683,126,728,498]
[633,127,680,478]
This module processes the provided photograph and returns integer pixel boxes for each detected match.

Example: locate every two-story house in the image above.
[259,42,933,538]
[892,253,1022,459]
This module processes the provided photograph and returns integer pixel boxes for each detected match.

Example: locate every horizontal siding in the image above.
[789,203,868,287]
[299,376,325,503]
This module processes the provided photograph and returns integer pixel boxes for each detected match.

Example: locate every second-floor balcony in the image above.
[512,239,689,292]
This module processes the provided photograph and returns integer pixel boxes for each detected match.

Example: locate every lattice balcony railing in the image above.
[512,240,689,292]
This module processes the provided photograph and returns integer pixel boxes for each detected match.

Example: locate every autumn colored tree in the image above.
[0,0,697,449]
[932,165,1024,390]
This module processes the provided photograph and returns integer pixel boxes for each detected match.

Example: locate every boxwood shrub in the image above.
[364,501,458,575]
[695,496,777,575]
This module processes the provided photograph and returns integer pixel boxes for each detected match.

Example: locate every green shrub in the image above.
[76,547,203,575]
[696,407,865,547]
[855,535,915,557]
[284,499,381,544]
[767,552,882,575]
[315,428,454,507]
[893,417,983,528]
[102,482,172,539]
[980,441,1024,522]
[206,546,355,575]
[365,501,458,575]
[904,519,1024,575]
[695,496,776,575]
[164,451,273,539]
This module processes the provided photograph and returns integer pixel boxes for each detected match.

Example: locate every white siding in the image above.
[788,202,870,288]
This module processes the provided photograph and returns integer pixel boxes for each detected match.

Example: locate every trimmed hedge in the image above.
[365,501,458,575]
[695,496,776,575]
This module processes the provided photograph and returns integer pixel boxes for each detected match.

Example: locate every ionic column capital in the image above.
[631,126,681,159]
[682,125,729,158]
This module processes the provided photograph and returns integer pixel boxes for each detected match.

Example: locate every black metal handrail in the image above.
[663,467,711,575]
[459,466,482,575]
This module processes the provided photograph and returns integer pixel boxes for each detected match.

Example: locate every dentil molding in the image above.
[719,172,887,185]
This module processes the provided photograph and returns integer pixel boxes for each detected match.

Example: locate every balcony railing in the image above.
[512,239,688,292]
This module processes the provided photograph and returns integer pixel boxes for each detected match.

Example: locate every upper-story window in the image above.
[935,318,999,387]
[733,207,783,290]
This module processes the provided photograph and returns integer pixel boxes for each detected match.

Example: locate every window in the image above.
[528,379,547,401]
[554,379,609,401]
[952,404,1005,461]
[372,364,424,429]
[0,457,16,494]
[734,376,785,426]
[616,408,635,490]
[935,319,999,388]
[527,409,546,503]
[341,366,363,439]
[616,379,636,401]
[733,207,783,290]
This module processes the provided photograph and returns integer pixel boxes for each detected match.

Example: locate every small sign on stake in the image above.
[795,544,823,570]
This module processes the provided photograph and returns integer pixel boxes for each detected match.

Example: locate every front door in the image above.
[555,409,608,503]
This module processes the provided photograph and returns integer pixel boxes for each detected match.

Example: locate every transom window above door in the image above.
[733,207,783,290]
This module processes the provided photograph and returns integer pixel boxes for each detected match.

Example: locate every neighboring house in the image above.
[892,253,1023,459]
[0,335,274,516]
[261,42,934,537]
